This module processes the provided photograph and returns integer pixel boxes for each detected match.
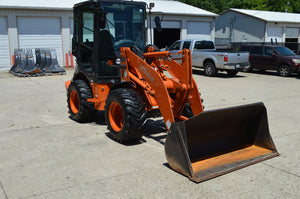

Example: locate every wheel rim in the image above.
[70,90,79,114]
[280,67,288,76]
[206,65,212,75]
[109,102,124,132]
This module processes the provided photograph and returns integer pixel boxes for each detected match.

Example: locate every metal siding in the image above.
[216,11,265,43]
[17,17,63,66]
[187,22,211,40]
[215,12,231,39]
[0,17,10,70]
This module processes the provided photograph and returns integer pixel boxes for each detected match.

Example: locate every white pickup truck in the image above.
[167,39,250,76]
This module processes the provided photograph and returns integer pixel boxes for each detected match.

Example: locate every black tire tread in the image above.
[105,88,148,143]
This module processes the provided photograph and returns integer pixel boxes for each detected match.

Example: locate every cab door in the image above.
[73,5,95,76]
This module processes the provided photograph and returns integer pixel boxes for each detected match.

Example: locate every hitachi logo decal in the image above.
[140,64,154,83]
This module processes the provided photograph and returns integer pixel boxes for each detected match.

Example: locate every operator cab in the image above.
[72,0,146,83]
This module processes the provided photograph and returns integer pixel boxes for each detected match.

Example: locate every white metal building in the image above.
[0,0,217,71]
[142,0,217,48]
[215,8,300,50]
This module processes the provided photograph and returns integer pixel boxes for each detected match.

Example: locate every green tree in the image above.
[181,0,226,13]
[289,0,300,13]
[266,0,289,12]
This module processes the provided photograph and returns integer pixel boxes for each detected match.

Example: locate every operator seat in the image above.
[99,30,116,60]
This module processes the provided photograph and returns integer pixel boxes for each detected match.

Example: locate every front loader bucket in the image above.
[165,102,279,183]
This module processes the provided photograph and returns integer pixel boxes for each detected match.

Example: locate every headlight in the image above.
[292,59,300,64]
[115,58,121,65]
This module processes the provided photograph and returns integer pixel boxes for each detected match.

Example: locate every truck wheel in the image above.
[278,65,291,77]
[204,61,217,76]
[243,66,253,72]
[105,88,148,143]
[67,79,96,122]
[226,70,238,76]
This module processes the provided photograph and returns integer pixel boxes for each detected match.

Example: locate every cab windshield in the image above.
[102,2,146,53]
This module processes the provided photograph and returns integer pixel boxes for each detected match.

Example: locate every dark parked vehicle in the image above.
[240,44,300,77]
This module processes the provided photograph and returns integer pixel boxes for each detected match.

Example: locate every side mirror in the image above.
[154,16,162,32]
[272,53,277,57]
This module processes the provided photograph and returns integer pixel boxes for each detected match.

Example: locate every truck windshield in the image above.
[102,2,146,53]
[275,46,296,56]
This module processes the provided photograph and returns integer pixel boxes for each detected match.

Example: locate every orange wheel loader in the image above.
[65,0,279,183]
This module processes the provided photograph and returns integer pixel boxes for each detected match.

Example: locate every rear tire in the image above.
[243,66,253,72]
[278,65,291,77]
[105,88,148,143]
[204,61,217,76]
[67,79,96,122]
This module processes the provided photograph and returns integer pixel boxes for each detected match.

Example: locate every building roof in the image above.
[0,0,217,17]
[0,0,82,10]
[229,8,300,23]
[141,0,217,16]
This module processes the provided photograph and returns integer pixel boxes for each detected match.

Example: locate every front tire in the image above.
[67,79,96,122]
[105,88,148,143]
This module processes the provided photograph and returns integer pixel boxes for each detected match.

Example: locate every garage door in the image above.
[17,17,63,66]
[0,17,10,71]
[286,28,299,38]
[187,22,211,40]
[267,26,283,42]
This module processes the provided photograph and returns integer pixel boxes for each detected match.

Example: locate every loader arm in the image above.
[122,47,203,130]
[147,49,203,117]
